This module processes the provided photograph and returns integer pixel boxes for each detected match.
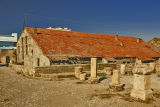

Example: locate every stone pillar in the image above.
[120,64,126,75]
[111,70,120,85]
[109,70,124,91]
[75,66,83,79]
[91,58,97,78]
[104,67,112,76]
[131,64,153,101]
[149,62,155,71]
[88,58,99,84]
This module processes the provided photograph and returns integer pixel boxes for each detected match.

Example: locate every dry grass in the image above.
[97,73,106,77]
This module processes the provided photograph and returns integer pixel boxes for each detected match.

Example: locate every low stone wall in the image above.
[34,63,117,74]
[117,63,135,74]
[9,64,24,73]
[155,64,160,72]
[125,63,135,74]
[0,49,16,64]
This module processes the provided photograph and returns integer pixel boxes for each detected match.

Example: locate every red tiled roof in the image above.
[24,27,160,61]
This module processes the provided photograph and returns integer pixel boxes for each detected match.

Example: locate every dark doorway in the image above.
[6,56,10,67]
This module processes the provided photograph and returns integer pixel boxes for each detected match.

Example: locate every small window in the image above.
[21,38,24,60]
[37,58,40,66]
[18,46,20,53]
[26,45,28,55]
[25,36,28,44]
[31,49,33,55]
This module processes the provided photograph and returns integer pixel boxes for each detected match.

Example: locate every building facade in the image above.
[0,33,17,63]
[16,27,160,74]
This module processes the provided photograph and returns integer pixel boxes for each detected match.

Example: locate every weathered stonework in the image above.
[16,29,50,74]
[9,64,24,73]
[132,64,152,75]
[75,66,83,79]
[120,64,126,75]
[156,64,160,72]
[131,74,153,101]
[104,67,112,75]
[149,62,155,71]
[0,49,16,64]
[88,58,99,84]
[80,73,86,81]
[109,70,124,91]
[131,64,153,101]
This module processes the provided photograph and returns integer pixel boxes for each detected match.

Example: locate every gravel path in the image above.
[0,67,160,107]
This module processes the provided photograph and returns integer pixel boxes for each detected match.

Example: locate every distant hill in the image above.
[149,38,160,53]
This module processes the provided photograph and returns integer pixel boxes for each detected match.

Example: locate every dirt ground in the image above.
[1,67,160,107]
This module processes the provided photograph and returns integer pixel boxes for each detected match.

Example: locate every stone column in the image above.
[75,66,83,79]
[109,70,124,91]
[120,64,126,75]
[111,70,120,85]
[88,58,99,84]
[131,64,153,101]
[149,62,155,71]
[91,58,97,78]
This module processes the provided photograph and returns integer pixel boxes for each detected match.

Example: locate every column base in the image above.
[80,73,86,81]
[109,83,124,91]
[88,77,99,84]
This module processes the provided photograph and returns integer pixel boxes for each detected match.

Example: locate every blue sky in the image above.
[0,0,160,41]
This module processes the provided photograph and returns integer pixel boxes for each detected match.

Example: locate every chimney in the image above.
[137,38,140,43]
[115,35,119,40]
[34,28,37,35]
[120,42,124,46]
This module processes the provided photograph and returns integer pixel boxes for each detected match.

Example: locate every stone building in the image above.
[16,27,160,73]
[0,33,17,63]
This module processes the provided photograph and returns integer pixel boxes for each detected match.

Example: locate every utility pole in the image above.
[23,14,26,29]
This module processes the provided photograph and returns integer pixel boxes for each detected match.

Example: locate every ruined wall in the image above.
[0,49,16,63]
[9,64,24,73]
[16,30,50,74]
[34,63,117,74]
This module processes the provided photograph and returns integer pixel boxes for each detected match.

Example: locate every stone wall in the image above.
[34,63,117,74]
[155,64,160,72]
[16,29,50,74]
[9,64,24,73]
[0,49,16,63]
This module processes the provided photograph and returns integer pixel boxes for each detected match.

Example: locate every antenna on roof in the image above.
[23,14,26,29]
[115,35,119,40]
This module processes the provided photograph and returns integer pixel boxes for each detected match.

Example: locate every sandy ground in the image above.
[0,67,160,107]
